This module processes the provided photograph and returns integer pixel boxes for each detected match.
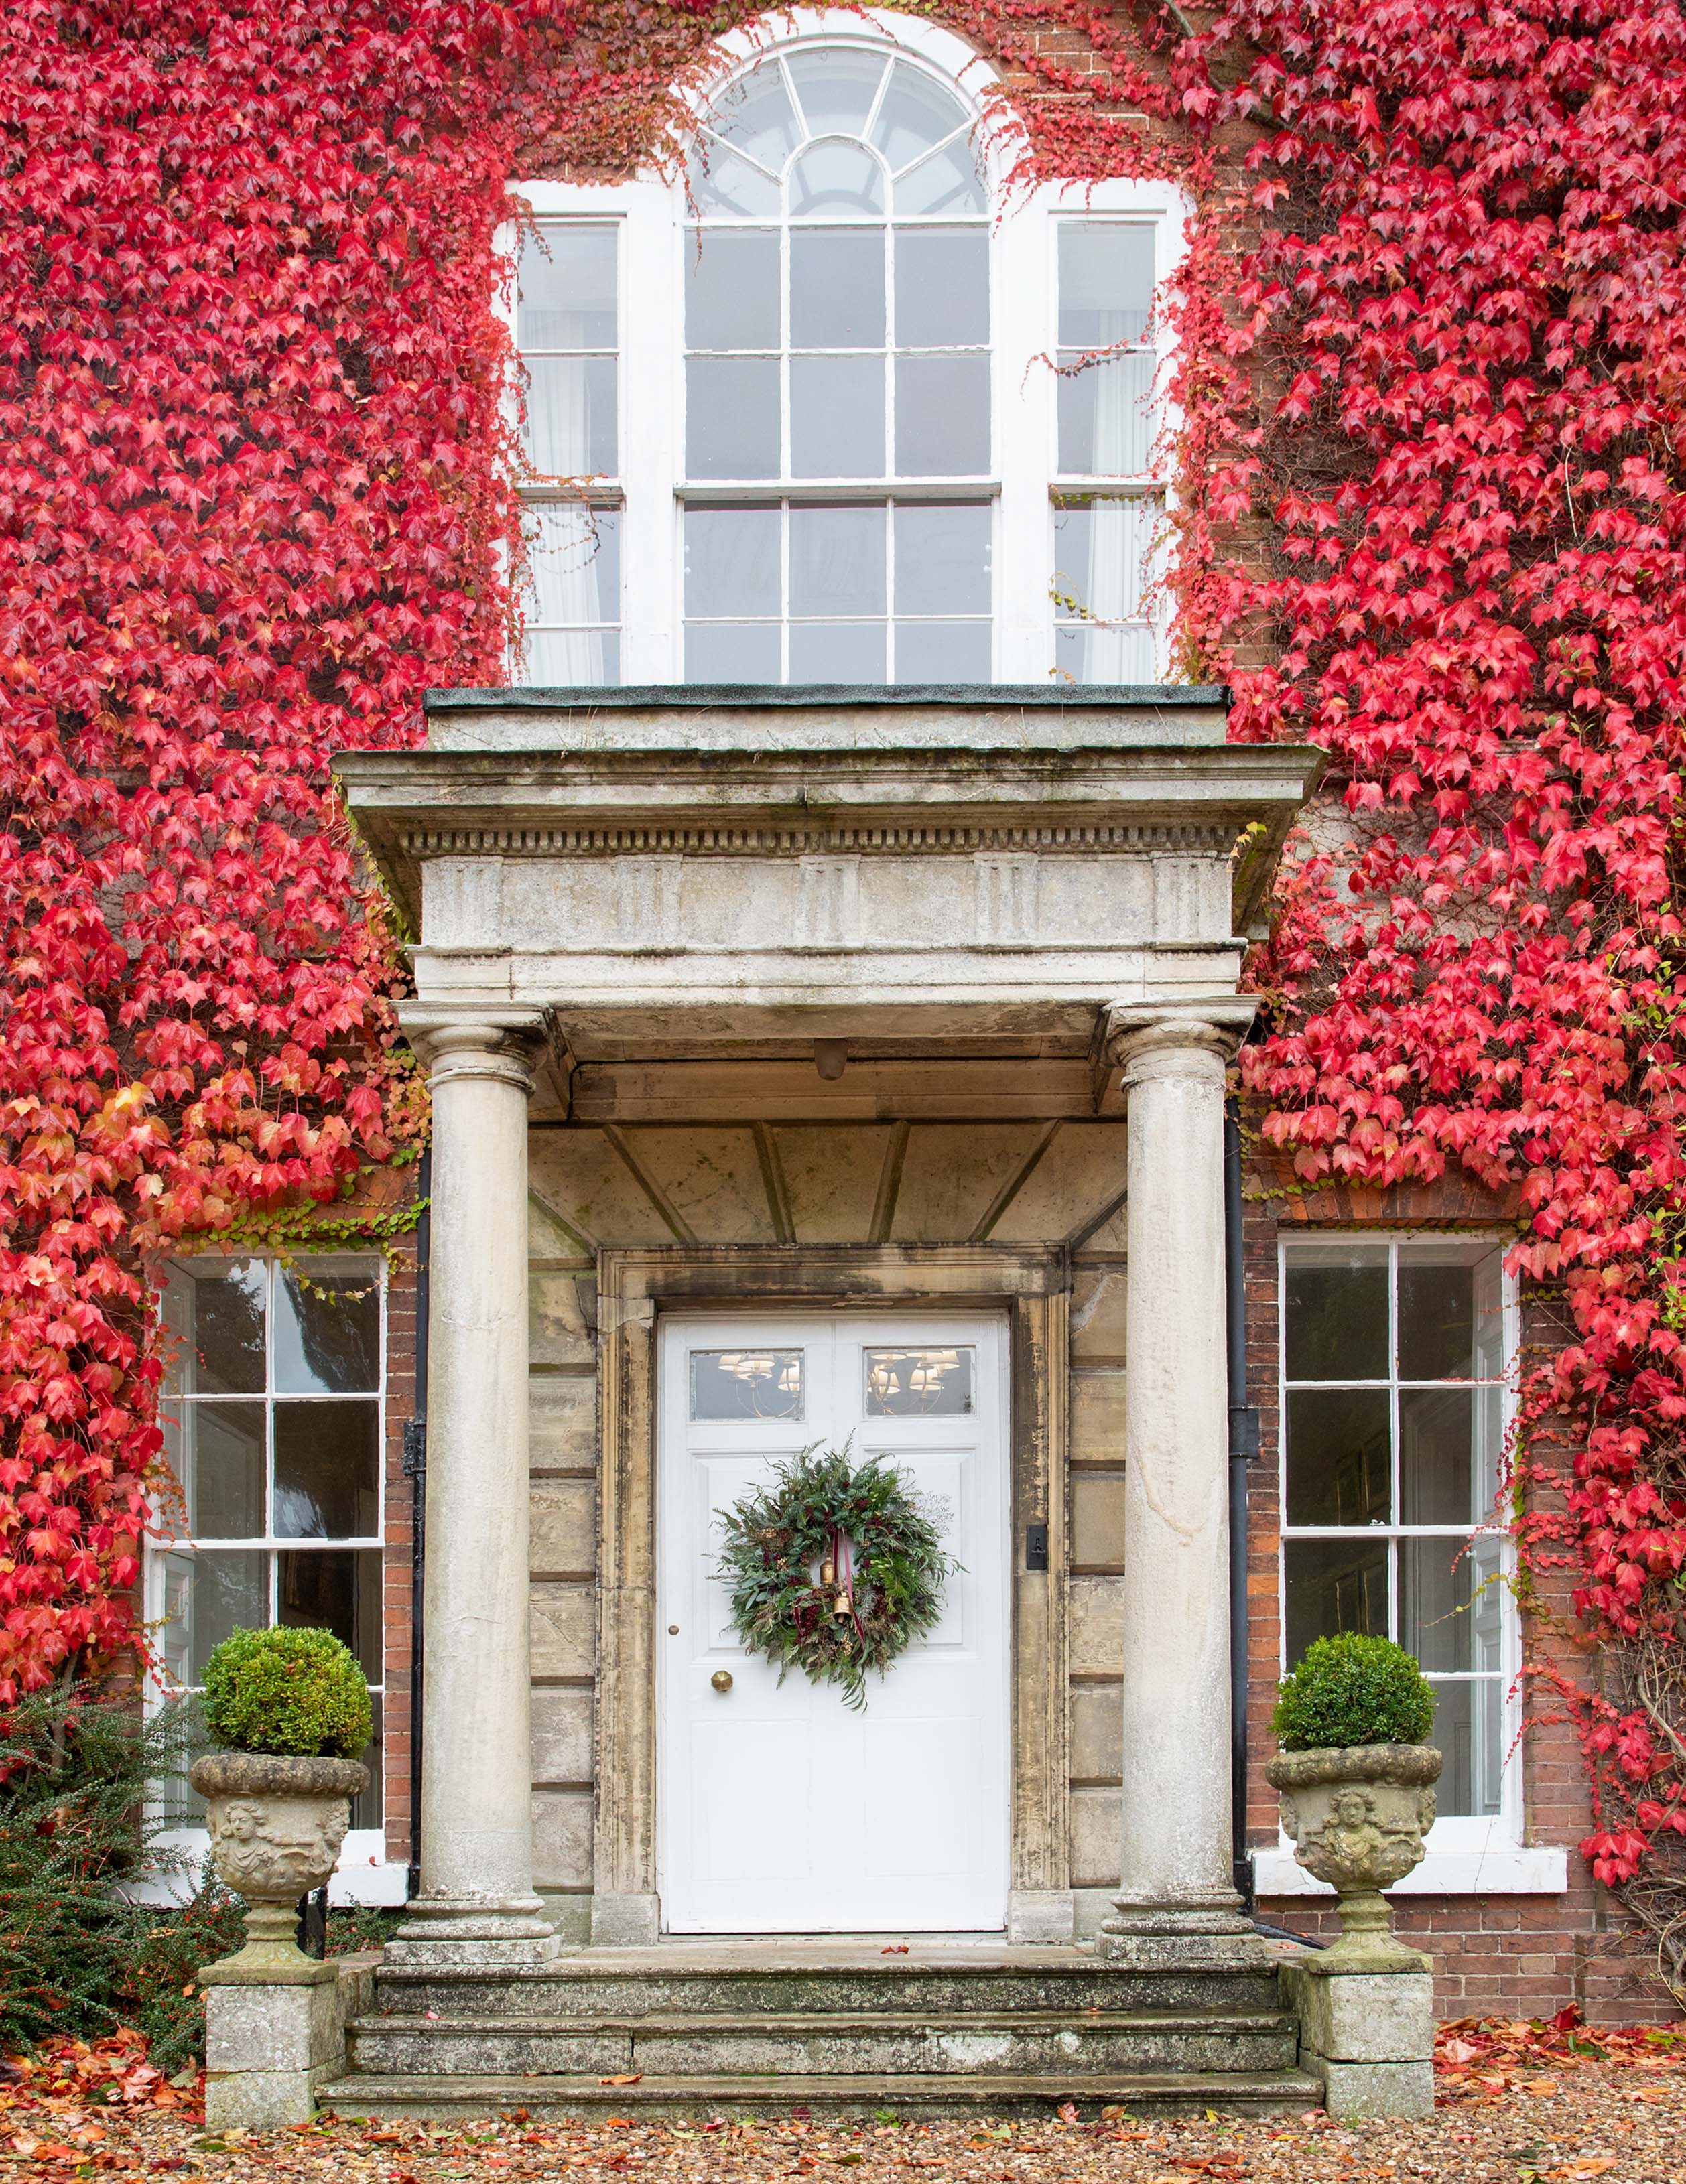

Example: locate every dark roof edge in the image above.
[422,681,1232,713]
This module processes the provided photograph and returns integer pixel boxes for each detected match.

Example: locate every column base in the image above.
[384,1895,564,1968]
[1096,1893,1276,1972]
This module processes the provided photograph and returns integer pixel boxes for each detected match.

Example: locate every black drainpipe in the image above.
[403,1150,431,1901]
[1225,1101,1260,1911]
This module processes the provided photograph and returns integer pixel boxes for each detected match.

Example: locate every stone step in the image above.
[319,2066,1322,2123]
[348,2007,1301,2081]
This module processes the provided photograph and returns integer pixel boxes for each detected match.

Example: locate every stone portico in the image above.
[338,683,1320,1982]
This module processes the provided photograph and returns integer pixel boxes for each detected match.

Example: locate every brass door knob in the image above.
[710,1669,734,1693]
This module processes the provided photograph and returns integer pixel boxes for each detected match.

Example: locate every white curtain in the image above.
[524,503,612,684]
[525,357,590,477]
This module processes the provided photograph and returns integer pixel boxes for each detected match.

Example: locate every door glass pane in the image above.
[172,1550,270,1682]
[1284,1247,1389,1379]
[273,1400,379,1539]
[1057,352,1155,475]
[688,141,781,216]
[182,1264,266,1395]
[278,1547,383,1684]
[895,353,988,475]
[790,621,886,682]
[1285,1389,1392,1526]
[704,61,801,171]
[895,618,990,682]
[893,139,986,216]
[790,505,885,616]
[686,229,779,350]
[791,354,884,476]
[1399,1386,1476,1525]
[518,224,617,348]
[789,141,884,218]
[687,356,779,478]
[870,63,966,170]
[1398,1256,1476,1379]
[787,48,887,137]
[524,356,617,477]
[1057,222,1155,346]
[1284,1536,1388,1669]
[685,506,781,617]
[895,503,990,615]
[894,227,988,347]
[690,1347,804,1421]
[685,623,781,683]
[275,1268,379,1394]
[186,1401,266,1540]
[791,228,885,348]
[865,1346,975,1416]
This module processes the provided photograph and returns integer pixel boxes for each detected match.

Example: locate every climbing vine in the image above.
[3,0,1685,1982]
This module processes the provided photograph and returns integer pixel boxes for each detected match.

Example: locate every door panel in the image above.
[657,1313,1010,1932]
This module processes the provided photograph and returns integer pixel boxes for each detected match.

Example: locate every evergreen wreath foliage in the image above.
[716,1444,957,1710]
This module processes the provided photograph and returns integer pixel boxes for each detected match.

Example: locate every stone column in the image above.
[389,1019,558,1966]
[1098,1009,1268,1967]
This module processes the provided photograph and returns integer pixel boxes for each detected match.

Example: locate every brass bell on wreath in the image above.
[820,1558,836,1588]
[834,1590,853,1621]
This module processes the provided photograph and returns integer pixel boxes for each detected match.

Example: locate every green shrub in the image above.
[1272,1633,1437,1751]
[201,1625,371,1758]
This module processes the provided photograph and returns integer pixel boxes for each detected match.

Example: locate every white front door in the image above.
[657,1312,1010,1933]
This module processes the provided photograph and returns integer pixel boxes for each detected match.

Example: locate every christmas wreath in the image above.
[716,1444,956,1710]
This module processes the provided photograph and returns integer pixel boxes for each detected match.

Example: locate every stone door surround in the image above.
[592,1245,1071,1946]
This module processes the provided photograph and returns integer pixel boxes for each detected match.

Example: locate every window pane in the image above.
[350,1703,382,1831]
[524,356,617,477]
[1284,1536,1388,1669]
[789,621,886,682]
[690,1347,803,1421]
[278,1546,383,1684]
[791,228,885,348]
[1053,498,1156,624]
[687,356,779,478]
[893,139,985,216]
[1425,1679,1504,1817]
[787,49,887,137]
[1054,622,1154,684]
[895,227,988,347]
[791,354,884,476]
[185,1400,266,1540]
[688,140,781,216]
[685,506,781,617]
[1285,1388,1392,1527]
[525,505,620,628]
[1058,222,1155,347]
[275,1267,379,1395]
[685,622,781,682]
[704,60,801,172]
[1399,1535,1482,1671]
[527,629,621,686]
[1399,1386,1478,1525]
[178,1264,266,1395]
[1057,352,1155,475]
[871,63,966,170]
[518,224,617,350]
[1284,1248,1389,1380]
[168,1549,269,1684]
[895,618,990,682]
[895,502,990,615]
[895,352,988,475]
[865,1346,974,1416]
[790,504,885,616]
[1399,1256,1476,1379]
[789,140,884,218]
[686,228,779,350]
[273,1400,379,1540]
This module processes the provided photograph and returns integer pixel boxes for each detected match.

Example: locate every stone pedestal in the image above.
[202,1952,381,2128]
[1098,1009,1270,1970]
[1283,1962,1435,2120]
[388,1017,559,1968]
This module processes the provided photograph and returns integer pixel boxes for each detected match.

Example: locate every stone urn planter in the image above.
[1265,1741,1442,1973]
[190,1751,369,1980]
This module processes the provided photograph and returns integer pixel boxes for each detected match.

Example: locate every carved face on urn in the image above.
[204,1791,350,1900]
[1278,1773,1431,1895]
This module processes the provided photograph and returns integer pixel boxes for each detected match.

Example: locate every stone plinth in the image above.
[1283,1961,1435,2120]
[203,1951,381,2128]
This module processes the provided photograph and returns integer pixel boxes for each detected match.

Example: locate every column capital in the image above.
[399,1006,549,1095]
[1102,1000,1257,1088]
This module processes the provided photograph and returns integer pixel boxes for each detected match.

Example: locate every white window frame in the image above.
[137,1253,406,1908]
[1255,1233,1567,1898]
[499,7,1189,685]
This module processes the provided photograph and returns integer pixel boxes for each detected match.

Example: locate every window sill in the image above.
[1253,1842,1569,1898]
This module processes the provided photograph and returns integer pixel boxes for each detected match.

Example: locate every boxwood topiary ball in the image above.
[1272,1632,1435,1752]
[201,1625,371,1759]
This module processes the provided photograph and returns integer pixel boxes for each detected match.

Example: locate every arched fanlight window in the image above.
[680,44,992,682]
